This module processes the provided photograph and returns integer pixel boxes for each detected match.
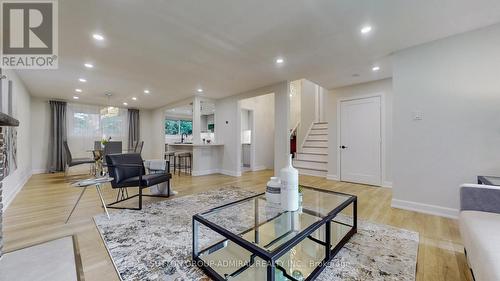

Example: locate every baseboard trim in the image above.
[220,169,241,177]
[191,169,220,176]
[391,199,459,219]
[326,174,339,181]
[382,181,393,188]
[3,170,32,211]
[32,169,48,174]
[252,165,267,172]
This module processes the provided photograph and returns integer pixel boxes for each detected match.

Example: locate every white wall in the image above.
[240,93,275,170]
[392,23,500,218]
[327,78,393,186]
[31,97,50,173]
[139,109,154,159]
[3,70,32,210]
[289,80,301,133]
[215,81,290,176]
[298,79,317,149]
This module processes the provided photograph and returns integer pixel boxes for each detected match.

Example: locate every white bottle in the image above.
[280,154,299,211]
[266,177,281,204]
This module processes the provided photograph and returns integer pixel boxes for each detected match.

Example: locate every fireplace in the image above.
[0,112,19,258]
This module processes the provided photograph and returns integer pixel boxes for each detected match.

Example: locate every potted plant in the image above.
[100,136,111,148]
[298,184,304,205]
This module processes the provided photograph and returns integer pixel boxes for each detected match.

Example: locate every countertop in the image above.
[168,143,224,147]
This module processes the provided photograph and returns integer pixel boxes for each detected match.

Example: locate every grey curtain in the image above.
[48,101,67,172]
[128,109,140,150]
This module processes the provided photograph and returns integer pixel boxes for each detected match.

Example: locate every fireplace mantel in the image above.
[0,112,19,127]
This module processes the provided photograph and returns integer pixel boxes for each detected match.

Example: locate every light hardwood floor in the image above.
[4,168,473,281]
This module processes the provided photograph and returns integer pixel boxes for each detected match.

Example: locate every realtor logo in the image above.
[1,0,58,69]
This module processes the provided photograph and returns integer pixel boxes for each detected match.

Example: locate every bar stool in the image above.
[176,152,192,176]
[164,151,176,174]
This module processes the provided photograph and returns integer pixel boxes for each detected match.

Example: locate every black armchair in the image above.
[105,153,172,210]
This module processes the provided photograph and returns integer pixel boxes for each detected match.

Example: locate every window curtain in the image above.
[128,109,140,150]
[48,101,67,172]
[66,103,128,158]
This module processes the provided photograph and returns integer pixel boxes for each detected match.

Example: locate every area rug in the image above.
[94,187,419,281]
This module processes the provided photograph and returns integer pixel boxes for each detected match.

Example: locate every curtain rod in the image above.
[46,100,140,110]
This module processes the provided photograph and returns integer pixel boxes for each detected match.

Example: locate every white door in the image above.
[340,96,381,186]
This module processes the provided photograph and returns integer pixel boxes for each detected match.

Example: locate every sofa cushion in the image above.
[459,211,500,281]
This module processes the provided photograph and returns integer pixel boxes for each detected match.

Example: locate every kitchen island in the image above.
[166,143,224,176]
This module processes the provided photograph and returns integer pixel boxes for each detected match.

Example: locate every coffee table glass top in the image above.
[198,186,354,253]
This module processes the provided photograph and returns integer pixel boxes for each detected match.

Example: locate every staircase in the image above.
[293,122,328,177]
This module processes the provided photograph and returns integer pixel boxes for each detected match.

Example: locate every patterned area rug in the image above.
[94,187,418,281]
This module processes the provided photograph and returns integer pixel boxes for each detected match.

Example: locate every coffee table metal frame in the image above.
[192,186,357,281]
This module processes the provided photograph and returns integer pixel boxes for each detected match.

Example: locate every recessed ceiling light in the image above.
[132,97,137,101]
[75,88,82,93]
[78,78,87,82]
[144,89,150,94]
[361,26,372,34]
[92,33,105,41]
[276,58,284,64]
[197,88,203,93]
[372,66,380,71]
[123,102,128,106]
[84,63,94,68]
[73,96,79,100]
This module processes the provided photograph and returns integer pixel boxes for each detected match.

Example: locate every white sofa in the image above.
[459,184,500,281]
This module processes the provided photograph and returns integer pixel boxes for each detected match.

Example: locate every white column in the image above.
[192,96,201,144]
[274,81,291,176]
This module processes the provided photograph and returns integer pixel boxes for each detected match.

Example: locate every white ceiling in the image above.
[15,0,500,109]
[165,101,215,116]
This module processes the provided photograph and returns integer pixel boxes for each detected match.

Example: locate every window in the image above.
[165,119,192,135]
[67,103,128,158]
[179,120,192,135]
[165,119,179,135]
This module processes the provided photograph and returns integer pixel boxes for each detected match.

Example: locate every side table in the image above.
[65,177,114,224]
[477,176,500,186]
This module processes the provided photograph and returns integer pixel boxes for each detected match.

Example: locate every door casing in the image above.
[337,93,385,186]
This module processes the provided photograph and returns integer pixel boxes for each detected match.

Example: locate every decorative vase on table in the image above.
[266,177,281,204]
[280,154,299,212]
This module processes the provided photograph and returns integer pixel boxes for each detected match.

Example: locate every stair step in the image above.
[307,135,328,141]
[303,142,328,148]
[309,131,328,136]
[302,147,328,154]
[297,168,327,177]
[305,139,327,142]
[293,160,327,170]
[296,153,328,162]
[312,123,328,129]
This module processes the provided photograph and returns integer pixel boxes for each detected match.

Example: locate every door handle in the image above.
[340,145,347,149]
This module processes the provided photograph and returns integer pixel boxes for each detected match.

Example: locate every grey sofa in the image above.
[459,184,500,281]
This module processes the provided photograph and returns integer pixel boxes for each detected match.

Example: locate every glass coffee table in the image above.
[192,186,357,281]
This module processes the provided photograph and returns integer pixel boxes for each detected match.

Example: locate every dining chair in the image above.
[63,141,94,176]
[134,141,144,154]
[128,140,138,153]
[104,141,122,156]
